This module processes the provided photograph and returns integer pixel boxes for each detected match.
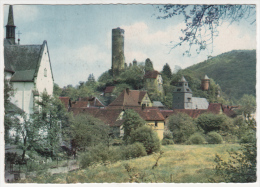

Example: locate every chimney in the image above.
[126,88,130,95]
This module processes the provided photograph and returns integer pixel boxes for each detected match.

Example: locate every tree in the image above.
[195,113,228,134]
[122,109,146,144]
[70,114,110,153]
[31,92,65,159]
[144,58,154,73]
[161,63,172,80]
[53,83,62,97]
[129,126,161,155]
[237,94,256,120]
[156,5,256,55]
[167,113,198,144]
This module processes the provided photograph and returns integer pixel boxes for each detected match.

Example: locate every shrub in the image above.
[240,131,256,144]
[122,142,147,159]
[162,139,174,145]
[186,133,206,145]
[206,132,223,144]
[129,126,161,154]
[167,113,197,144]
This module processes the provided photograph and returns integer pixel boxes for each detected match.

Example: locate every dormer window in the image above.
[44,68,47,77]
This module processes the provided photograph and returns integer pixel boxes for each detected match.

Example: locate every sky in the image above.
[3,4,256,87]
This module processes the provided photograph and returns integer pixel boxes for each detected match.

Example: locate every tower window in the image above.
[186,89,190,91]
[177,89,181,91]
[44,68,47,77]
[188,98,191,102]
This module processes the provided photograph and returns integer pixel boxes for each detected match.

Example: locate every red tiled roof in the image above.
[71,97,105,108]
[59,97,71,109]
[161,109,208,119]
[104,86,115,93]
[108,89,148,107]
[208,103,222,114]
[134,108,165,121]
[144,70,160,79]
[69,107,123,127]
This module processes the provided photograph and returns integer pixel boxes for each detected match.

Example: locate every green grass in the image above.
[18,143,241,183]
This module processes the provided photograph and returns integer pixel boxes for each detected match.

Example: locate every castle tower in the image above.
[201,75,210,91]
[172,76,193,109]
[6,5,16,44]
[112,27,125,76]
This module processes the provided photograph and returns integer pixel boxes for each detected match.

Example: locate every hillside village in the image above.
[3,5,256,183]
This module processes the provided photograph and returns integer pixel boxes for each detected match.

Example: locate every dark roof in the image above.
[104,86,115,93]
[108,89,148,107]
[5,102,24,114]
[4,41,54,82]
[7,5,15,26]
[144,70,160,79]
[10,70,35,82]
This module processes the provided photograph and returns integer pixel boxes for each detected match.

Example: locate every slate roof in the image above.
[191,97,209,109]
[104,86,115,93]
[144,70,160,79]
[5,102,24,114]
[153,101,165,107]
[108,89,148,107]
[7,5,15,26]
[4,41,54,82]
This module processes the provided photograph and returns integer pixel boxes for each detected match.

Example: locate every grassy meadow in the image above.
[18,143,241,183]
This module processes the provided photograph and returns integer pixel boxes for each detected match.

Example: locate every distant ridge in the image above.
[184,50,256,100]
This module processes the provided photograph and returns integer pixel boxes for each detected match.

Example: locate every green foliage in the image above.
[237,94,256,120]
[122,109,146,143]
[129,126,161,155]
[161,139,174,145]
[161,63,172,81]
[122,142,147,159]
[53,83,62,97]
[117,65,145,89]
[206,132,223,144]
[167,113,198,144]
[144,58,154,73]
[185,50,256,101]
[70,114,110,151]
[186,133,206,145]
[196,113,228,134]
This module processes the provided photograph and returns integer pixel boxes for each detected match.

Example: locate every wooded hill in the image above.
[183,50,256,101]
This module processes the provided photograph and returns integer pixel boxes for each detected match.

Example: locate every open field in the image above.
[17,143,241,183]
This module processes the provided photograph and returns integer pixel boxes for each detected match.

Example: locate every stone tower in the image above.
[6,5,16,44]
[201,75,210,91]
[112,27,125,76]
[172,76,193,109]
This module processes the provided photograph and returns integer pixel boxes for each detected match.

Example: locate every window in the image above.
[177,88,181,91]
[155,121,158,127]
[188,98,191,102]
[44,68,47,77]
[186,89,190,91]
[185,83,187,86]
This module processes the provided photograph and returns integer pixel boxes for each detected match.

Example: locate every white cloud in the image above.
[52,44,110,87]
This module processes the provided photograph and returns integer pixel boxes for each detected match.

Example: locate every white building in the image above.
[4,5,54,115]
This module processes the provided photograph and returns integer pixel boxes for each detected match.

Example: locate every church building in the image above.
[4,5,54,115]
[172,76,209,110]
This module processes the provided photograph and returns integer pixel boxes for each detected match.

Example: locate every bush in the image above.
[122,142,147,159]
[167,113,198,144]
[186,133,206,145]
[240,131,256,144]
[206,132,223,144]
[129,126,161,154]
[162,139,174,145]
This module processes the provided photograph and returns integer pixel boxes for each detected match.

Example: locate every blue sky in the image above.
[3,4,256,87]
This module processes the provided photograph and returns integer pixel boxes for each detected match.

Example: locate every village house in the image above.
[143,70,164,96]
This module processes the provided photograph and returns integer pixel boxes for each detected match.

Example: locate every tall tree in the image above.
[122,109,146,144]
[144,58,154,73]
[156,5,256,55]
[162,63,172,80]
